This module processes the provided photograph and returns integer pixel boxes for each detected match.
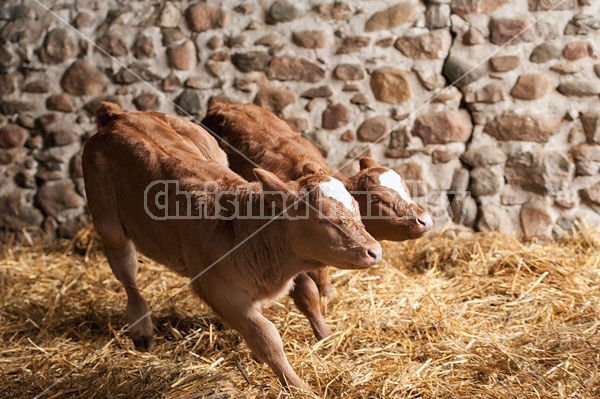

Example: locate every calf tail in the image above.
[96,101,122,129]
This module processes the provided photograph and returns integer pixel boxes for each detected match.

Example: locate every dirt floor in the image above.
[1,226,600,398]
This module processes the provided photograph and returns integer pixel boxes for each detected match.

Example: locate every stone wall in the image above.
[0,0,599,241]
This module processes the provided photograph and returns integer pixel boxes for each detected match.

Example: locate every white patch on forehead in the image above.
[378,170,415,204]
[318,178,356,212]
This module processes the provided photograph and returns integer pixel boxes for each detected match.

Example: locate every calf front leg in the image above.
[241,309,309,390]
[199,283,309,390]
[290,272,333,341]
[306,267,333,297]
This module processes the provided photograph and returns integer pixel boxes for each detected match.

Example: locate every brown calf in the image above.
[82,102,382,389]
[202,100,432,340]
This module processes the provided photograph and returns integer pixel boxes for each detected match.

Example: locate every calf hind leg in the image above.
[104,241,154,351]
[86,176,154,351]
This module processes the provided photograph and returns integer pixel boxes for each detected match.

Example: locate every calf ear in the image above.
[253,168,299,206]
[302,162,323,176]
[207,96,227,110]
[359,157,379,170]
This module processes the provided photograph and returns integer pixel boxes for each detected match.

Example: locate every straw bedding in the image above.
[1,225,600,398]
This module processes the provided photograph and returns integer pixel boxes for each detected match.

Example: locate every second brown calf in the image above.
[203,100,433,340]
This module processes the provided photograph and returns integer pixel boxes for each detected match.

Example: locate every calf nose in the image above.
[416,212,433,232]
[366,243,383,265]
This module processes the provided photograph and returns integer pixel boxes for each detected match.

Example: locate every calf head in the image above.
[254,163,382,270]
[348,157,433,241]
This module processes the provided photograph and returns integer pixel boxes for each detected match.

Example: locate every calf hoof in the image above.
[314,326,334,342]
[132,334,154,352]
[286,378,311,392]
